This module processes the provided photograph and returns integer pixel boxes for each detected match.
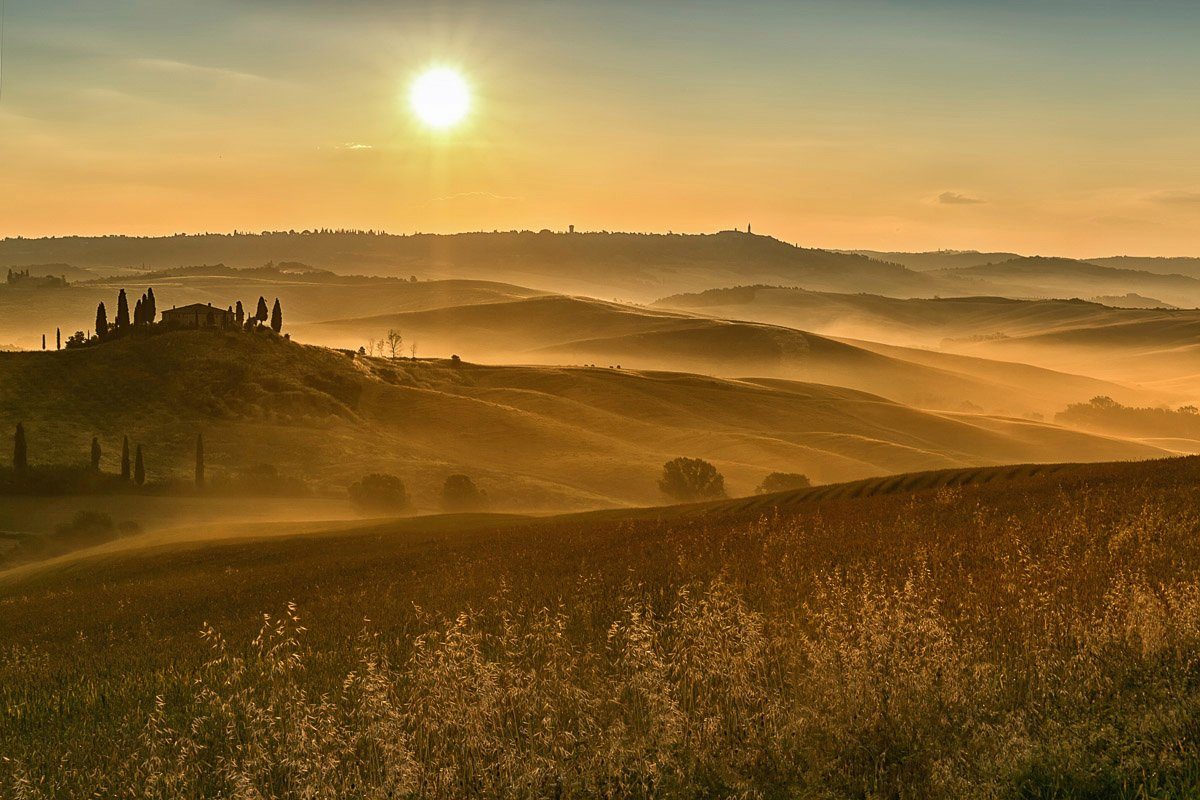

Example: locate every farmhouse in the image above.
[159,302,235,328]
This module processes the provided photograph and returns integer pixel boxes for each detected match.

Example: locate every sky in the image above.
[3,0,1200,255]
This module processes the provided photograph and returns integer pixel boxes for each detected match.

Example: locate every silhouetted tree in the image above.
[270,298,283,333]
[13,423,27,473]
[442,474,487,511]
[658,457,726,502]
[348,473,409,510]
[90,437,101,472]
[56,328,61,350]
[235,300,245,326]
[256,296,269,322]
[41,334,45,350]
[121,435,131,481]
[195,433,205,488]
[145,287,157,324]
[116,289,131,330]
[756,472,811,494]
[385,329,403,359]
[134,297,144,326]
[95,302,108,337]
[134,445,145,486]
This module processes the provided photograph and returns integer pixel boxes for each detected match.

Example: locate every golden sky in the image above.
[3,1,1200,255]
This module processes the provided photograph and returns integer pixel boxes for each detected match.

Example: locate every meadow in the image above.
[3,456,1199,798]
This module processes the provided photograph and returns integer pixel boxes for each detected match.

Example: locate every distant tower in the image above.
[569,224,575,234]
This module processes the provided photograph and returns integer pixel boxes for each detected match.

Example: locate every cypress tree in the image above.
[116,289,130,330]
[270,298,283,333]
[90,436,102,471]
[235,300,245,326]
[134,297,144,326]
[56,328,61,350]
[195,433,205,488]
[96,302,108,337]
[41,334,45,350]
[13,423,27,473]
[256,296,269,322]
[134,445,145,486]
[121,435,131,481]
[146,288,157,324]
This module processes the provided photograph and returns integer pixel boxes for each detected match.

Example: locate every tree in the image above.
[134,297,144,326]
[145,287,157,324]
[134,445,145,486]
[13,423,27,473]
[270,298,283,333]
[756,472,811,494]
[195,433,205,488]
[95,302,108,337]
[116,289,131,330]
[90,437,102,471]
[256,296,269,322]
[658,457,726,502]
[41,334,45,350]
[235,300,245,326]
[442,474,487,511]
[121,435,131,481]
[348,473,410,510]
[56,327,61,350]
[385,329,403,359]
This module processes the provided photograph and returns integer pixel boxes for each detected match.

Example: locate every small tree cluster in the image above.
[658,457,726,502]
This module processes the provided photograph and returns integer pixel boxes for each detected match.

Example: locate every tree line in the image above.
[10,423,207,489]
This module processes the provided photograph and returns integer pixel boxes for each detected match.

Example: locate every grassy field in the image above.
[3,456,1199,797]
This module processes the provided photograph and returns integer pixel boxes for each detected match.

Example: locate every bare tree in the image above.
[385,329,403,359]
[409,340,418,360]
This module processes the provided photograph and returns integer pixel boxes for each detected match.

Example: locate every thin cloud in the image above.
[937,191,985,205]
[336,143,373,150]
[128,57,271,84]
[1147,190,1200,206]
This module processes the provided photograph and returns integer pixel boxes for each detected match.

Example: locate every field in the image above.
[3,456,1200,797]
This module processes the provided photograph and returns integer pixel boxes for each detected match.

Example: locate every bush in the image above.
[348,473,409,510]
[658,457,726,502]
[442,474,486,511]
[756,472,811,494]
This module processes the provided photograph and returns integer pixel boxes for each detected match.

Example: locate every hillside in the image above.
[930,256,1200,307]
[846,249,1023,271]
[4,455,1200,796]
[312,294,1150,415]
[0,330,1166,511]
[0,230,947,300]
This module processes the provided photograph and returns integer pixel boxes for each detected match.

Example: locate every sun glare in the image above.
[409,68,470,129]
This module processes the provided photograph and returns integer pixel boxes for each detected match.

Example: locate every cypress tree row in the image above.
[134,445,145,486]
[121,435,131,481]
[270,298,283,333]
[116,289,130,330]
[13,423,27,473]
[91,436,102,472]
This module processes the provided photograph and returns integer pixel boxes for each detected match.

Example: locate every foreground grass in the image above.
[3,458,1200,797]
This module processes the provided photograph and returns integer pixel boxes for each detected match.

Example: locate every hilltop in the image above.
[0,230,946,300]
[0,329,1166,511]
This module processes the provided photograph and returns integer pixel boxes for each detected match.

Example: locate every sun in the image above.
[409,67,470,129]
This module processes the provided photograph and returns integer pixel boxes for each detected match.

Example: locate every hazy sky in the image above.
[3,0,1200,255]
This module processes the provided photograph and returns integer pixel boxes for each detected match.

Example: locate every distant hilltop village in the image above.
[38,286,285,351]
[6,268,68,289]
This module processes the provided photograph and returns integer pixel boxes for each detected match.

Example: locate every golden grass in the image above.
[3,457,1200,797]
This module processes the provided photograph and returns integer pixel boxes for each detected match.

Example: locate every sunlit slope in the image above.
[0,331,1165,510]
[315,294,1149,414]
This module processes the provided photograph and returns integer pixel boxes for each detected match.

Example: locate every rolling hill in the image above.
[314,293,1160,415]
[0,330,1166,512]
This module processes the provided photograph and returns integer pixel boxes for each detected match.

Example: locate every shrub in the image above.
[756,472,811,494]
[442,474,486,511]
[348,473,410,510]
[658,457,726,502]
